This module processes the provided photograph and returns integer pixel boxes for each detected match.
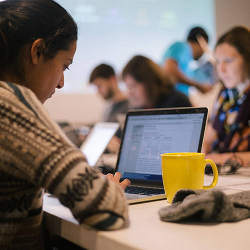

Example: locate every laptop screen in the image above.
[80,122,119,166]
[116,108,207,182]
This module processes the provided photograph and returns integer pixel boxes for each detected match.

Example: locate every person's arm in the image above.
[202,122,218,154]
[1,86,130,230]
[203,120,250,167]
[164,58,212,93]
[107,136,121,154]
[206,152,250,167]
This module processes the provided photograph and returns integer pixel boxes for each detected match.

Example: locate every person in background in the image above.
[122,55,191,109]
[89,64,129,153]
[0,1,130,249]
[89,63,128,123]
[162,26,215,96]
[203,26,250,167]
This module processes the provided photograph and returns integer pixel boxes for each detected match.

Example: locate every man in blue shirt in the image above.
[162,26,215,96]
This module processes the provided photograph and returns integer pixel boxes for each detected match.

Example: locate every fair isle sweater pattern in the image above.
[0,81,128,250]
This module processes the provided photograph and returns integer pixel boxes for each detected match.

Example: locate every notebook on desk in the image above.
[115,107,208,204]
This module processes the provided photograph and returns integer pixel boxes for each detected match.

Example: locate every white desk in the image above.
[44,174,250,250]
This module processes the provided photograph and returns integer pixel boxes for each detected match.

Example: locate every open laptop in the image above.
[80,122,119,167]
[115,107,208,204]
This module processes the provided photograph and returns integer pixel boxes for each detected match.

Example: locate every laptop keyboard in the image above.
[125,186,165,195]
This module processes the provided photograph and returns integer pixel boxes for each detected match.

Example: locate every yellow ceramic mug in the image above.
[161,152,218,203]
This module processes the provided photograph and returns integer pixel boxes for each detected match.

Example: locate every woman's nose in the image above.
[57,74,64,89]
[219,62,226,74]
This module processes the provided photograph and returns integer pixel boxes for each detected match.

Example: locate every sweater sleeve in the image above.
[0,83,128,230]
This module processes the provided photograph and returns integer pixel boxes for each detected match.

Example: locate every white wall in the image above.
[45,0,250,124]
[215,0,250,38]
[44,92,105,124]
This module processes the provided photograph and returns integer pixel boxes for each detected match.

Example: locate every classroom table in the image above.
[44,173,250,250]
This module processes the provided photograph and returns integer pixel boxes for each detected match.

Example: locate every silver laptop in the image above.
[115,107,208,204]
[80,122,119,167]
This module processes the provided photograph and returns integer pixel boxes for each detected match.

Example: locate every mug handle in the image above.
[203,159,218,189]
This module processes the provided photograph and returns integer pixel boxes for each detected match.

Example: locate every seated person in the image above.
[89,64,129,153]
[122,55,192,109]
[203,26,250,167]
[162,26,215,96]
[0,1,130,249]
[89,63,128,123]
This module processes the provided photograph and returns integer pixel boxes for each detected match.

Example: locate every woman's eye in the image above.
[224,58,233,63]
[64,65,70,71]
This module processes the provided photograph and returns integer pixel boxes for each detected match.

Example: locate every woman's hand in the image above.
[106,172,131,190]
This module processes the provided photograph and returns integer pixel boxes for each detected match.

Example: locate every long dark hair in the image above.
[216,26,250,79]
[0,0,78,79]
[122,55,173,106]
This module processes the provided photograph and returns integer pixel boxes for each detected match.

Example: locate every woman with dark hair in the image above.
[204,26,250,167]
[122,55,191,109]
[0,0,129,249]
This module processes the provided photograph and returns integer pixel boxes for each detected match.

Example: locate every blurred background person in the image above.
[203,26,250,167]
[89,64,129,153]
[162,26,215,96]
[122,55,191,109]
[89,63,128,123]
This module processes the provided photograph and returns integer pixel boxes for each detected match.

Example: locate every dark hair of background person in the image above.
[187,26,209,43]
[0,0,78,81]
[216,26,250,79]
[122,55,174,106]
[89,64,115,83]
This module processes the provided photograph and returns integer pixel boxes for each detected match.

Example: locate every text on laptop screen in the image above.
[117,113,205,181]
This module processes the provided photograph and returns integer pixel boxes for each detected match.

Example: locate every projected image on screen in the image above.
[57,0,215,92]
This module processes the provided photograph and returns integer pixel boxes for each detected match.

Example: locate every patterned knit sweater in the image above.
[0,81,128,250]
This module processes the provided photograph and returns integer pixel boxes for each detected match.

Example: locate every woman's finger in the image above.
[120,178,131,190]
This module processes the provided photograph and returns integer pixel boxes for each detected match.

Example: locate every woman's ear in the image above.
[30,38,45,65]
